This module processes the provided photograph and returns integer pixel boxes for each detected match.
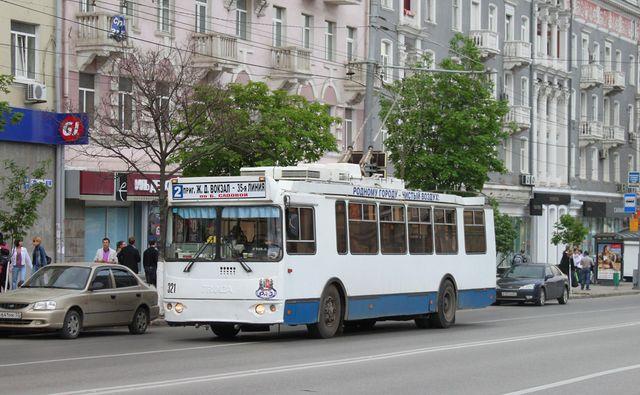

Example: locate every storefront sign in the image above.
[1,108,89,145]
[624,193,636,213]
[533,193,571,206]
[115,173,128,202]
[583,201,606,218]
[171,181,267,201]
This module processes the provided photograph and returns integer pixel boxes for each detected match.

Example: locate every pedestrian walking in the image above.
[119,236,141,274]
[0,233,9,292]
[9,239,32,290]
[580,251,594,291]
[31,236,48,272]
[559,246,571,276]
[94,237,117,263]
[116,240,126,265]
[143,240,159,286]
[572,247,583,286]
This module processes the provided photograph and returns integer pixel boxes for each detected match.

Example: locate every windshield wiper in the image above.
[236,256,253,273]
[183,236,215,273]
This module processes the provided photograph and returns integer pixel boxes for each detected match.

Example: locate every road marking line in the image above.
[50,320,640,395]
[468,305,640,324]
[503,363,640,395]
[0,342,255,368]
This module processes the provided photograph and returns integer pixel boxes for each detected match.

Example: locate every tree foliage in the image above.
[0,74,22,132]
[380,33,511,192]
[182,82,338,177]
[551,214,589,247]
[0,160,50,245]
[490,198,517,262]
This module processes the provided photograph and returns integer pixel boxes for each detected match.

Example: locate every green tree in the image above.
[0,160,50,247]
[551,214,589,247]
[380,33,511,192]
[182,82,338,176]
[0,74,22,132]
[489,198,517,265]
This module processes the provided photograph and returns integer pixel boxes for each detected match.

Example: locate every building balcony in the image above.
[505,105,531,130]
[398,10,421,33]
[603,125,626,146]
[604,70,625,93]
[344,62,366,92]
[192,32,238,71]
[323,0,360,4]
[579,120,603,147]
[469,30,500,57]
[503,41,531,69]
[580,63,604,89]
[76,12,132,70]
[271,46,312,87]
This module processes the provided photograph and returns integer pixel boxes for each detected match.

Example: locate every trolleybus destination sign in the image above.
[171,181,266,200]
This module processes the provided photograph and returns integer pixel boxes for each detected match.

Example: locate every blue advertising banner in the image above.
[0,107,89,145]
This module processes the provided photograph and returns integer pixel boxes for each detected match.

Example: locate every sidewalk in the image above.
[570,281,640,299]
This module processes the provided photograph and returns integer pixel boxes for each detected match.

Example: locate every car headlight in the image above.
[519,284,536,290]
[33,301,57,310]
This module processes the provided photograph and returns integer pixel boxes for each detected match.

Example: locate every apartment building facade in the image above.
[61,0,367,263]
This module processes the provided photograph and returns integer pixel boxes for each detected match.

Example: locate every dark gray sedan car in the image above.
[496,263,569,306]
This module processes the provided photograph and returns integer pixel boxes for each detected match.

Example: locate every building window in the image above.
[591,147,599,181]
[521,76,529,107]
[614,101,620,126]
[630,56,636,86]
[488,5,497,33]
[344,108,353,149]
[78,73,95,127]
[157,0,170,33]
[593,42,600,64]
[470,0,480,31]
[286,207,316,254]
[616,50,622,72]
[504,72,513,104]
[348,202,378,254]
[426,0,436,23]
[580,91,587,121]
[325,21,336,61]
[79,0,94,12]
[629,104,635,135]
[302,14,312,49]
[613,153,620,183]
[591,94,598,122]
[10,21,36,80]
[464,210,486,254]
[505,11,514,41]
[346,27,356,62]
[381,40,392,83]
[504,137,512,172]
[629,155,635,174]
[581,34,589,66]
[571,34,577,68]
[118,77,133,131]
[571,88,576,120]
[381,0,393,9]
[434,208,457,254]
[380,205,406,254]
[236,0,248,40]
[408,207,433,254]
[272,6,285,47]
[452,0,462,31]
[603,97,610,125]
[570,144,576,178]
[521,16,529,41]
[195,0,207,33]
[520,137,529,174]
[335,201,347,254]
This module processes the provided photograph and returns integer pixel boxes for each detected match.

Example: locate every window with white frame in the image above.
[195,0,207,33]
[273,6,285,47]
[603,97,610,125]
[521,16,529,42]
[79,0,94,12]
[470,0,481,31]
[78,73,95,127]
[571,88,576,120]
[10,21,36,80]
[604,42,612,71]
[118,77,133,131]
[593,42,600,63]
[615,50,622,72]
[520,137,529,174]
[344,108,353,149]
[629,104,635,135]
[603,152,610,182]
[452,0,462,31]
[381,0,393,9]
[614,101,620,125]
[426,0,436,23]
[504,72,513,104]
[613,153,620,183]
[505,10,514,41]
[591,147,599,181]
[581,34,589,66]
[504,138,512,172]
[120,0,136,27]
[580,91,587,121]
[571,34,577,68]
[157,0,170,33]
[325,21,336,61]
[346,27,356,62]
[488,5,497,33]
[381,40,392,83]
[521,77,529,107]
[236,0,248,40]
[302,14,312,49]
[591,94,598,122]
[630,56,636,86]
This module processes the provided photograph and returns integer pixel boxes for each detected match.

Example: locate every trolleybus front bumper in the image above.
[163,298,285,325]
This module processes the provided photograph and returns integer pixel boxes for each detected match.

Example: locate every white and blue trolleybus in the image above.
[159,164,496,338]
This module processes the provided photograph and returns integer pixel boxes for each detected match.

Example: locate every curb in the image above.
[570,290,640,299]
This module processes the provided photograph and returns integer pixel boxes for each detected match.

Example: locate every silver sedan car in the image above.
[0,263,159,339]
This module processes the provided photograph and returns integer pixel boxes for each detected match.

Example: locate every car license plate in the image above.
[0,311,21,319]
[501,291,517,297]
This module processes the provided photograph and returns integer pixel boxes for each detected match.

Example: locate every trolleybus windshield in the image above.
[167,205,282,262]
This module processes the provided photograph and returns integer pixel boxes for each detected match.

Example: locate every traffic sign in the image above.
[628,171,640,186]
[624,193,637,213]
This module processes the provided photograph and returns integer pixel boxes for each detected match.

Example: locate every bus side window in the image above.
[348,202,379,254]
[408,206,433,254]
[335,201,348,254]
[380,204,406,254]
[434,208,458,254]
[464,209,486,254]
[286,207,316,254]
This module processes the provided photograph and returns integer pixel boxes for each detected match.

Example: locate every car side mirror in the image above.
[545,274,553,280]
[90,281,104,291]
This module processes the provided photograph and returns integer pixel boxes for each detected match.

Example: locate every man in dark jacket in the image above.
[118,236,141,274]
[143,240,159,286]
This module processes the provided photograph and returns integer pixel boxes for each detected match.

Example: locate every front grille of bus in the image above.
[219,266,236,276]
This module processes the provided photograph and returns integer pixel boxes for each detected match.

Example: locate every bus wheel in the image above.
[429,280,457,329]
[307,285,343,339]
[211,323,240,339]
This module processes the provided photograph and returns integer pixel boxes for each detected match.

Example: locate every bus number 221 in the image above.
[167,283,176,294]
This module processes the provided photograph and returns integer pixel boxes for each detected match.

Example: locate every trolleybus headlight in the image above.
[174,303,184,313]
[166,303,173,310]
[255,304,266,315]
[269,304,276,312]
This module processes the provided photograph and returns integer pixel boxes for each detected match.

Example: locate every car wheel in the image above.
[558,287,569,305]
[60,310,82,340]
[129,307,149,335]
[536,288,546,306]
[429,280,457,329]
[307,284,343,338]
[211,323,240,339]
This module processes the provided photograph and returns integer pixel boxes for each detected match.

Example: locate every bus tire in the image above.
[211,323,240,339]
[429,280,456,329]
[307,284,343,339]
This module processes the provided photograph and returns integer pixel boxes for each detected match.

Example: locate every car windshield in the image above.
[167,205,283,262]
[504,265,544,279]
[24,266,91,290]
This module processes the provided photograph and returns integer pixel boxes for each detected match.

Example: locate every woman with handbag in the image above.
[9,239,32,290]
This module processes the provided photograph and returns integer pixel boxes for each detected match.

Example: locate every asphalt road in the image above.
[1,295,639,395]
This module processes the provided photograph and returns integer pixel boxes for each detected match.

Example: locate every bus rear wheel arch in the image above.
[416,278,457,329]
[307,284,344,339]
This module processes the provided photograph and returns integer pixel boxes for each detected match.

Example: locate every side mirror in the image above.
[90,281,105,291]
[545,274,553,281]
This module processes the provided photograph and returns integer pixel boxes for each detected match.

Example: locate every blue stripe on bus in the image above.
[283,288,495,325]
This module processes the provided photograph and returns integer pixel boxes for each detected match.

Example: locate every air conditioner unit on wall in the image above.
[25,82,47,103]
